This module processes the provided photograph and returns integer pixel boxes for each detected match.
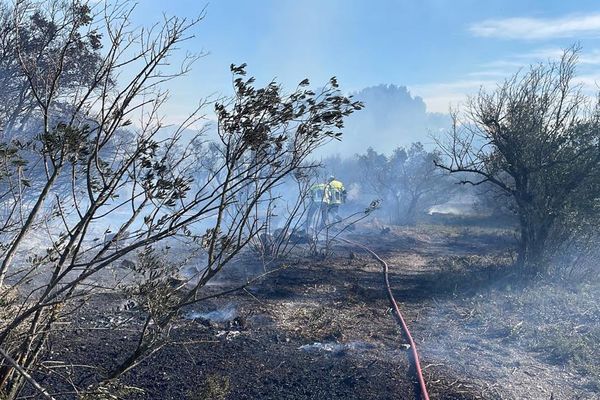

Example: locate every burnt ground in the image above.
[38,224,600,399]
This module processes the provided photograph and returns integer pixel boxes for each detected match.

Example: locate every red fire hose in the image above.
[339,238,430,400]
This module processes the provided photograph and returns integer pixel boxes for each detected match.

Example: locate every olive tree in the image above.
[358,142,450,224]
[0,0,105,138]
[436,46,600,272]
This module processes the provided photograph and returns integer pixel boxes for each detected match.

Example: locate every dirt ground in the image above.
[40,223,599,399]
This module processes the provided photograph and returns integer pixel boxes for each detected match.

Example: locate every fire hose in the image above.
[338,237,430,400]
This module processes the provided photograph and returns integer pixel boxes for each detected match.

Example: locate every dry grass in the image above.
[427,252,600,393]
[271,301,346,341]
[187,374,231,400]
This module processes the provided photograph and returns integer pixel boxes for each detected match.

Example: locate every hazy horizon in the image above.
[114,0,600,154]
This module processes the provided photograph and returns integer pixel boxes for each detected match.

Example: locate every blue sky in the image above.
[127,0,600,121]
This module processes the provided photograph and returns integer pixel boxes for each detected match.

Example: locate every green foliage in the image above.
[123,247,180,325]
[0,141,27,180]
[39,123,92,163]
[0,1,106,135]
[358,142,450,224]
[216,64,363,158]
[188,374,231,400]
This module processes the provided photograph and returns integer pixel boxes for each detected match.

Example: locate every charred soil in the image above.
[40,224,599,399]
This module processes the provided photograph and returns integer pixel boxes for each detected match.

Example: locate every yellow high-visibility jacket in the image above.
[310,183,328,204]
[326,180,346,205]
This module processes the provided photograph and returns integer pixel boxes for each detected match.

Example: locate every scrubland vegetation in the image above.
[0,1,598,399]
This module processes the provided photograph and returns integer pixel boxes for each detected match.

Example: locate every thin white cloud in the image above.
[518,48,600,65]
[517,48,565,59]
[412,47,600,114]
[413,71,600,114]
[466,69,512,78]
[479,59,527,69]
[474,47,600,84]
[574,73,600,90]
[470,14,600,40]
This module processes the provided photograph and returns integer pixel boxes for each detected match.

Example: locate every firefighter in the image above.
[324,175,346,225]
[304,182,329,233]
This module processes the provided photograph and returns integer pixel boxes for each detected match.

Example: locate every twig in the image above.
[243,287,264,304]
[422,363,444,370]
[0,347,55,400]
[178,264,287,308]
